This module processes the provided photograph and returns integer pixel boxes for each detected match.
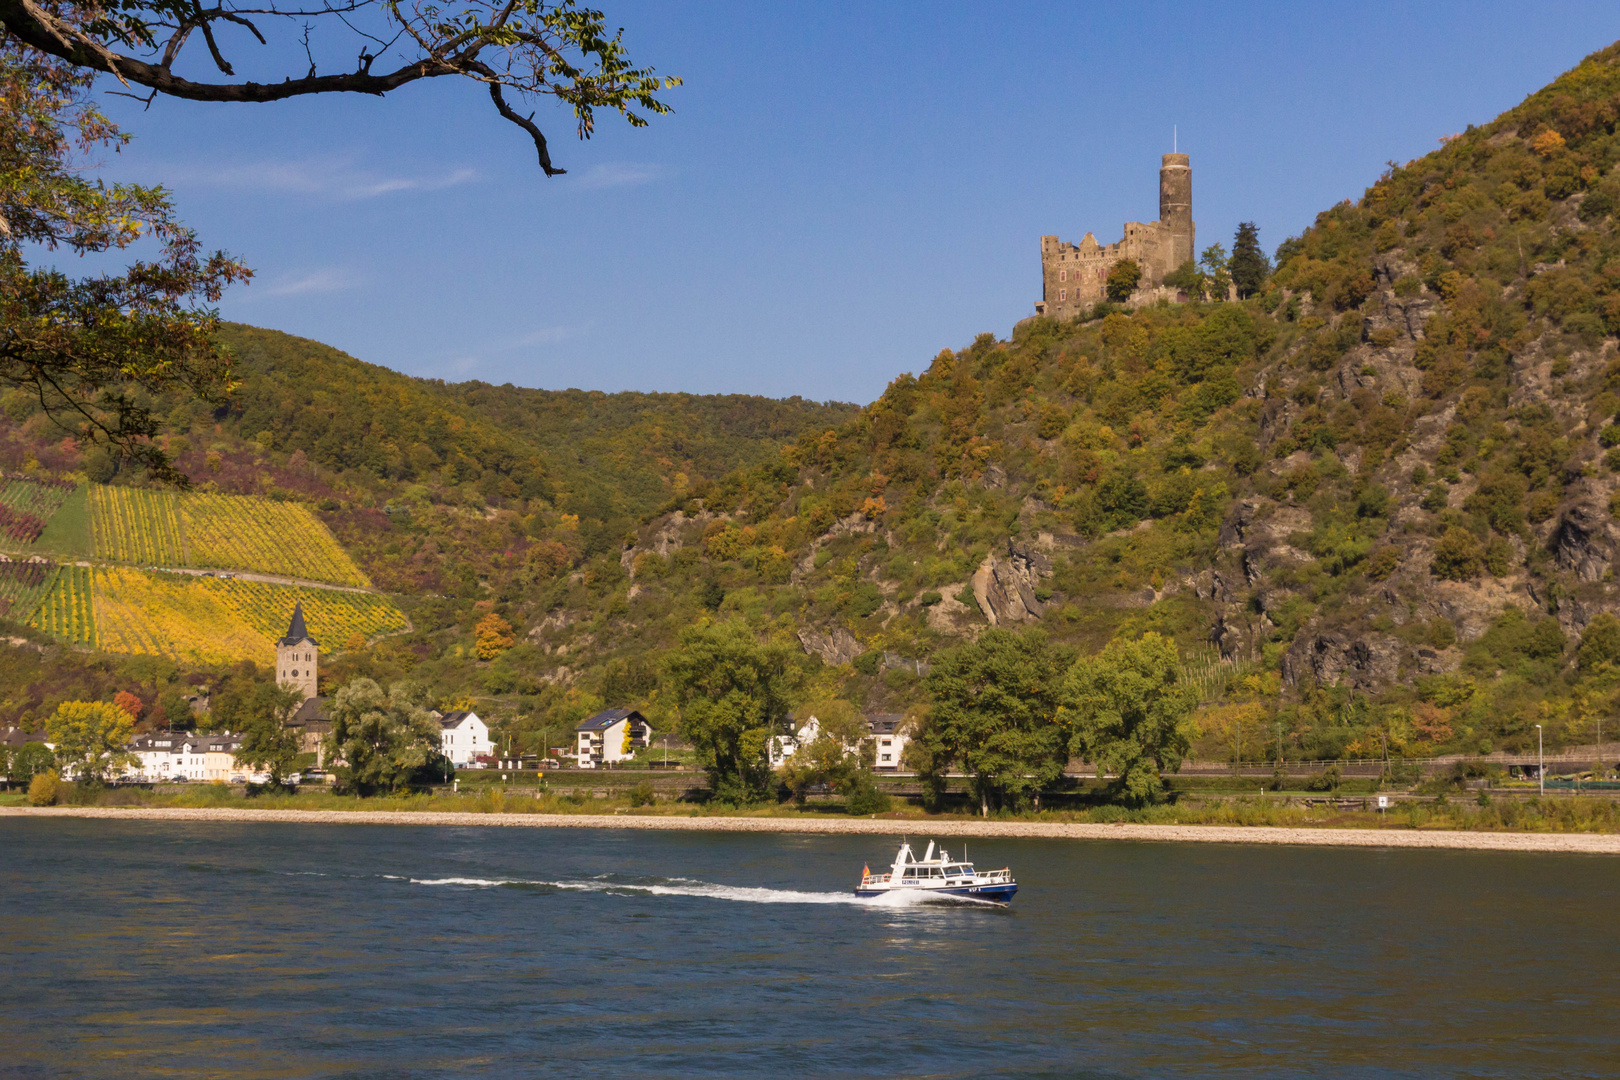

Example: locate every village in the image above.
[0,604,916,788]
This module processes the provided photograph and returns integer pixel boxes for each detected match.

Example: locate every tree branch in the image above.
[485,79,563,176]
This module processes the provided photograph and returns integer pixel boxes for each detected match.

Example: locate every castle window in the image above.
[1059,270,1067,282]
[1060,290,1066,301]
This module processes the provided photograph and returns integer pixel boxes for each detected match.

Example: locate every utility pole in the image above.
[1276,721,1284,768]
[1536,723,1544,797]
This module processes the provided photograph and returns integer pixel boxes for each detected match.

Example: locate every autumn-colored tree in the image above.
[112,691,143,721]
[44,701,135,783]
[475,613,516,660]
[1104,259,1142,302]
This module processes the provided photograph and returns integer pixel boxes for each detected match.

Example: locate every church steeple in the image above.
[279,602,318,647]
[276,604,319,703]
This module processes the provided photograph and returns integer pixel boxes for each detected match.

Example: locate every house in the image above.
[440,710,491,766]
[575,709,650,768]
[865,714,910,772]
[125,732,263,783]
[284,696,332,760]
[767,713,911,771]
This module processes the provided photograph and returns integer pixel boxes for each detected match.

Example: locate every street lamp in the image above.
[1536,723,1544,797]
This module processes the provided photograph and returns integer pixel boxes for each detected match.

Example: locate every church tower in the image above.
[276,603,319,704]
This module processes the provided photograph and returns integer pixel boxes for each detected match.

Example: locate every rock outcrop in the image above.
[797,624,862,666]
[971,541,1054,626]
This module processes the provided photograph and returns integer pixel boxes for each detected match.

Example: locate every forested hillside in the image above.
[6,41,1620,772]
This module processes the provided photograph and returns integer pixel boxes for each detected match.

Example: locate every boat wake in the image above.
[392,873,1000,908]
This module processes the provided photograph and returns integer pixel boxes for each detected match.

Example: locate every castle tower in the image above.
[1159,153,1194,270]
[276,603,319,704]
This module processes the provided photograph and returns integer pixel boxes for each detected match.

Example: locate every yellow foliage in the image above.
[183,492,369,586]
[84,567,405,664]
[27,770,61,806]
[475,612,515,660]
[1529,128,1566,157]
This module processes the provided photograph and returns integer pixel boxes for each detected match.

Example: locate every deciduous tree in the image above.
[232,683,303,788]
[323,678,443,795]
[665,618,796,804]
[914,627,1073,815]
[1104,259,1142,303]
[44,700,135,782]
[1061,632,1197,806]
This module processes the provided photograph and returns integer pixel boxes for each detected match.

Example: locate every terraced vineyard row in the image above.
[0,559,52,621]
[88,487,185,565]
[76,567,405,664]
[27,564,95,648]
[85,486,368,587]
[183,492,369,586]
[0,476,75,546]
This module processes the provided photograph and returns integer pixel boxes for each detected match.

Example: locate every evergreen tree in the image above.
[1230,222,1271,298]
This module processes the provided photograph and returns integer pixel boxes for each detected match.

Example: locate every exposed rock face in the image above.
[797,624,862,666]
[1209,613,1250,661]
[1282,629,1402,690]
[971,541,1054,626]
[1549,503,1614,582]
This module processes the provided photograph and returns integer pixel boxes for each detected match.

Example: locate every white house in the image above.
[575,709,650,768]
[124,732,264,783]
[440,710,491,766]
[768,713,911,772]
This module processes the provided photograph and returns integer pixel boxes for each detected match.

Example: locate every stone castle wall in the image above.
[1034,153,1194,320]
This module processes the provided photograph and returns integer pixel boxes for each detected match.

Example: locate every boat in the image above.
[855,840,1017,901]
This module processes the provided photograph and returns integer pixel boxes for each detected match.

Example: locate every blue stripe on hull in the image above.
[853,883,1017,902]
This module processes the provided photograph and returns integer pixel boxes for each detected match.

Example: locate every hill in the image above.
[5,41,1620,767]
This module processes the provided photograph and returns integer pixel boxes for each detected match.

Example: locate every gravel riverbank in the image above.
[3,806,1618,853]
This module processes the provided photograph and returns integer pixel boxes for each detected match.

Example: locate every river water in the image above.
[0,819,1615,1078]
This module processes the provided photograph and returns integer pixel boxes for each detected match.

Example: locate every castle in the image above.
[1033,153,1194,320]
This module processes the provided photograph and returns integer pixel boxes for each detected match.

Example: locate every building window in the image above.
[1059,269,1067,282]
[1059,289,1066,301]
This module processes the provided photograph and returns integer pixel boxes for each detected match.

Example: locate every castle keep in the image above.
[1034,153,1194,319]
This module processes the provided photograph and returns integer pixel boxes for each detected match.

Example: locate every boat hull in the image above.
[854,882,1017,902]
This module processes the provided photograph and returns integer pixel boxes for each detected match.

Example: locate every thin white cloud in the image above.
[563,162,663,192]
[160,158,479,201]
[260,268,356,297]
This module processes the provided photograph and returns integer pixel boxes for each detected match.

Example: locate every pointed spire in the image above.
[278,602,318,646]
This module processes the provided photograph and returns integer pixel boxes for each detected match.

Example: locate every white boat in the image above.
[855,840,1017,902]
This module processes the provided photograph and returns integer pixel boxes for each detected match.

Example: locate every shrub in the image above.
[852,651,882,676]
[917,591,943,607]
[1365,545,1402,580]
[1431,527,1485,581]
[843,772,891,816]
[26,770,62,807]
[628,781,656,807]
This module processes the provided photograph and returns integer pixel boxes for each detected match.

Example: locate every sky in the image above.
[84,1,1620,405]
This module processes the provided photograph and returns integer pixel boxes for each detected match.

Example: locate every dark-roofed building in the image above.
[574,708,650,769]
[284,696,332,764]
[866,714,910,771]
[276,603,319,704]
[439,710,491,766]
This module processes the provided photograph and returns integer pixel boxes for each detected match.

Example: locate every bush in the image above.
[852,651,882,676]
[1430,526,1485,581]
[843,772,891,816]
[26,771,62,807]
[1305,765,1342,792]
[628,781,656,807]
[917,591,943,607]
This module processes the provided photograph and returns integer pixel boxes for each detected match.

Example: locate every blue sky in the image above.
[92,2,1620,404]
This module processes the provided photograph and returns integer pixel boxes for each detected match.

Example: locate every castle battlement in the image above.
[1035,153,1194,320]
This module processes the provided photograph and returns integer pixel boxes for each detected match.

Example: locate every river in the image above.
[1,819,1614,1077]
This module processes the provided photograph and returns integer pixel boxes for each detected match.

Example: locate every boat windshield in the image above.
[946,864,971,876]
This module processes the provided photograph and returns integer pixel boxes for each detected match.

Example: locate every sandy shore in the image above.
[3,805,1618,853]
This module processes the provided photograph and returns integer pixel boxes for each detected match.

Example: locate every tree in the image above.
[323,678,444,795]
[11,741,55,781]
[0,0,679,176]
[232,684,303,788]
[665,618,797,804]
[1163,258,1205,300]
[1430,526,1485,581]
[777,699,870,804]
[44,700,135,783]
[1199,243,1231,301]
[914,627,1074,816]
[1229,222,1271,298]
[475,612,516,660]
[1579,613,1620,671]
[0,43,247,482]
[1061,632,1197,806]
[1105,259,1142,303]
[112,690,143,721]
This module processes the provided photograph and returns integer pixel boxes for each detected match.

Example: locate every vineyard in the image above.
[85,568,405,664]
[0,558,51,621]
[82,486,370,586]
[0,476,75,547]
[182,492,369,586]
[88,487,185,565]
[27,564,95,648]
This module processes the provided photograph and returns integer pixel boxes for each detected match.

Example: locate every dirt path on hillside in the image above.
[3,807,1617,854]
